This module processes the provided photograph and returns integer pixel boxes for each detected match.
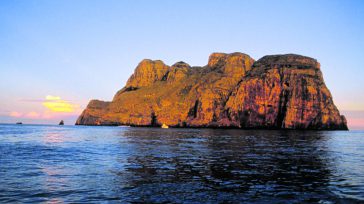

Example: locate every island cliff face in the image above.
[76,52,348,130]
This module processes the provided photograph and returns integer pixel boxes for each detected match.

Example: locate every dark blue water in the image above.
[0,124,363,203]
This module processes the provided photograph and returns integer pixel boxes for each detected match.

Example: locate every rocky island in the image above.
[76,52,348,130]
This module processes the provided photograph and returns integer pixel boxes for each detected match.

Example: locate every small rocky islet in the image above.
[76,52,348,130]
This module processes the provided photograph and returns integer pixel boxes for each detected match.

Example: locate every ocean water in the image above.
[0,124,363,203]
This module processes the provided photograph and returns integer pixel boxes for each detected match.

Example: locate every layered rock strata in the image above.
[76,52,347,130]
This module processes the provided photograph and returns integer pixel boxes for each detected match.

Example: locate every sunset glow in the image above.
[9,111,22,118]
[5,95,82,124]
[42,95,78,113]
[25,111,40,119]
[0,0,363,128]
[1,2,364,203]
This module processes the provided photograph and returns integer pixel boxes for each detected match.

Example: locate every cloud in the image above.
[6,95,82,122]
[25,111,40,119]
[9,111,23,117]
[42,110,79,119]
[7,110,80,120]
[42,95,80,113]
[45,95,61,101]
[19,99,44,102]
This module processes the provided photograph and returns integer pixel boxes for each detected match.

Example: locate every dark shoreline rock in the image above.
[76,52,348,130]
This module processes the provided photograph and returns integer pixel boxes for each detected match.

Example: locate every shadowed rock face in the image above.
[76,52,348,130]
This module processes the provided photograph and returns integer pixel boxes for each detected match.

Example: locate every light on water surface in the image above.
[0,124,363,203]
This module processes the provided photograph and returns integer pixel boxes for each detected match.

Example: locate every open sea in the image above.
[0,124,363,203]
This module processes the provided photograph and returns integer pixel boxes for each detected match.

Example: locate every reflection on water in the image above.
[43,131,66,144]
[0,124,363,203]
[40,165,69,204]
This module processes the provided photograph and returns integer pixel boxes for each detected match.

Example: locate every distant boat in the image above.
[161,124,169,129]
[16,122,22,125]
[59,120,64,125]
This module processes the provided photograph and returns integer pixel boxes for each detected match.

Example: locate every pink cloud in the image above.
[41,111,79,119]
[25,111,41,119]
[9,111,23,117]
[342,111,364,129]
[7,110,80,120]
[347,118,364,129]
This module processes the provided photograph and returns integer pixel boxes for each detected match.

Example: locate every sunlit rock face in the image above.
[76,52,348,130]
[126,59,170,88]
[225,54,347,129]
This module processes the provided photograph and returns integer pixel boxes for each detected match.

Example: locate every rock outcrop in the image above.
[76,52,348,130]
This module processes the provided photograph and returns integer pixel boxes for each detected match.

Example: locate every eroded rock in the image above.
[76,52,347,130]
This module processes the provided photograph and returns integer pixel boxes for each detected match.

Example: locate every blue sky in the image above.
[0,0,363,128]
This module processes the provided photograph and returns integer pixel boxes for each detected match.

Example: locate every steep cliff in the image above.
[76,52,348,130]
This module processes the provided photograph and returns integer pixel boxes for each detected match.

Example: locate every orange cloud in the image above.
[42,111,79,119]
[6,95,82,122]
[42,95,79,113]
[9,111,23,117]
[25,111,41,119]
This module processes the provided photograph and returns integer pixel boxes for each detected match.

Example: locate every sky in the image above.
[0,0,363,129]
